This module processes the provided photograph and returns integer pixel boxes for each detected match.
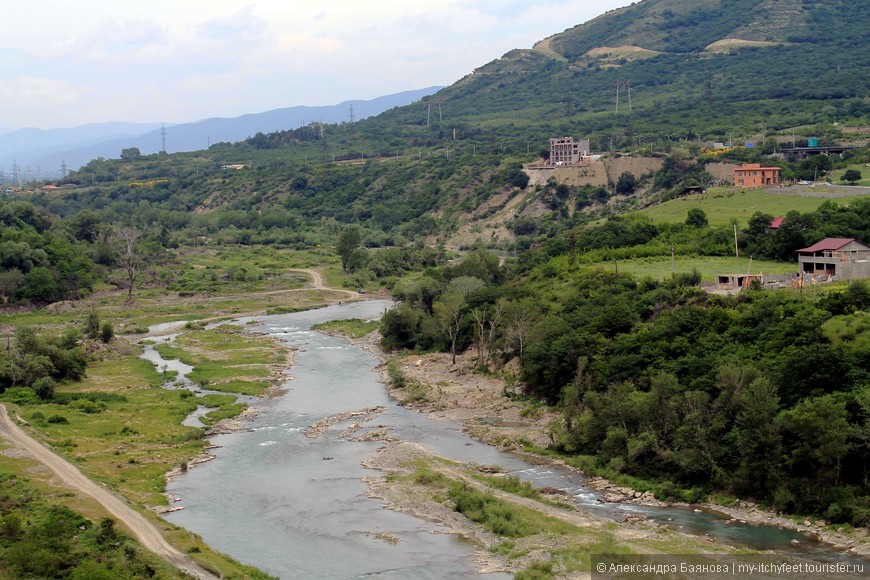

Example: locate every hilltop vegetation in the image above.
[14,0,866,261]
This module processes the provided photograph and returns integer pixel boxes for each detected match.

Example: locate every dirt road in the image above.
[289,267,359,298]
[0,404,217,579]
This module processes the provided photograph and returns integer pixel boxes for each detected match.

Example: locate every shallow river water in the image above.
[152,300,865,578]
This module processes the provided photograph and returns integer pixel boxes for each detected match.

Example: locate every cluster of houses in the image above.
[547,137,786,189]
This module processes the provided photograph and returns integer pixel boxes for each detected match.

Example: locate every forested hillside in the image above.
[380,205,870,525]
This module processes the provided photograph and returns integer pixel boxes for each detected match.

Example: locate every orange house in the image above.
[734,163,780,187]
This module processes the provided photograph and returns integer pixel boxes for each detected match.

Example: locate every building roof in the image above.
[797,238,864,253]
[769,217,784,229]
[734,164,781,171]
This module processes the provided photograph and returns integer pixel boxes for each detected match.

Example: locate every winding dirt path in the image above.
[288,267,358,298]
[0,404,217,579]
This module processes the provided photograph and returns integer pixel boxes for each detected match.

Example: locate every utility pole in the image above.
[161,124,167,153]
[733,224,739,258]
[614,81,622,113]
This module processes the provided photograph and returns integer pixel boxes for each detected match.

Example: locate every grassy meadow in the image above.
[154,324,287,396]
[2,352,274,578]
[830,162,870,187]
[635,187,870,227]
[579,255,798,283]
[1,246,350,332]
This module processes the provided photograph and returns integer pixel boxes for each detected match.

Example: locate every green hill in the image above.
[636,187,870,227]
[27,0,870,250]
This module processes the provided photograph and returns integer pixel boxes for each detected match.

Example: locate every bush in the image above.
[46,414,69,424]
[31,377,56,400]
[70,399,106,414]
[100,322,114,343]
[448,482,540,537]
[1,387,40,405]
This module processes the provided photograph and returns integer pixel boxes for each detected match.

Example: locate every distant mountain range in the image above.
[0,87,441,178]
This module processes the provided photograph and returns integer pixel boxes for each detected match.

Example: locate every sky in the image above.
[0,1,635,130]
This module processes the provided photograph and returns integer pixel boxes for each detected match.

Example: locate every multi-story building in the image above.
[733,163,781,187]
[797,238,870,280]
[549,137,590,166]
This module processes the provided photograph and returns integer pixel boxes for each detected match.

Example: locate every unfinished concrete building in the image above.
[797,238,870,281]
[549,137,590,166]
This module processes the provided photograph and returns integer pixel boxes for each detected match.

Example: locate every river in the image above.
[150,300,865,578]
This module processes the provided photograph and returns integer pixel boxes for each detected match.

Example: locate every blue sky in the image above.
[0,1,634,129]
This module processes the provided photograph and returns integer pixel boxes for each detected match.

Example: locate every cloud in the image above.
[0,77,79,103]
[196,5,267,40]
[0,0,636,128]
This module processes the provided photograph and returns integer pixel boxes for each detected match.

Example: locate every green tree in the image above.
[380,303,421,351]
[732,377,781,496]
[0,268,24,304]
[843,169,862,185]
[100,321,114,344]
[119,147,141,160]
[85,309,101,340]
[776,395,851,511]
[336,228,362,272]
[434,293,466,365]
[615,172,637,195]
[22,267,58,304]
[685,208,708,228]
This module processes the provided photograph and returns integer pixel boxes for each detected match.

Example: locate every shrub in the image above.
[1,387,40,405]
[46,414,69,424]
[70,399,106,414]
[100,322,114,343]
[448,482,540,537]
[31,377,56,400]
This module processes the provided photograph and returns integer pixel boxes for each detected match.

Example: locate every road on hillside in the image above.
[0,404,217,579]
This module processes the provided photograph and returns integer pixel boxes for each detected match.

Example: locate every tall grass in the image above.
[447,481,541,538]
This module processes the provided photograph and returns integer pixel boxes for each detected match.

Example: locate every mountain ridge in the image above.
[0,87,441,178]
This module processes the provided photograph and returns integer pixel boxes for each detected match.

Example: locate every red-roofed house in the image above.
[769,217,784,229]
[734,163,781,187]
[797,238,870,280]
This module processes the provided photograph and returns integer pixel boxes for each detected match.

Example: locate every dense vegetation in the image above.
[380,207,870,525]
[0,472,171,578]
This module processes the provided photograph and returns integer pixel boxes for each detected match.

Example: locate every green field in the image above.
[830,163,870,187]
[580,255,798,283]
[635,187,870,227]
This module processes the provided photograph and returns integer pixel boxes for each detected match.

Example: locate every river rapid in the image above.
[151,300,866,578]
